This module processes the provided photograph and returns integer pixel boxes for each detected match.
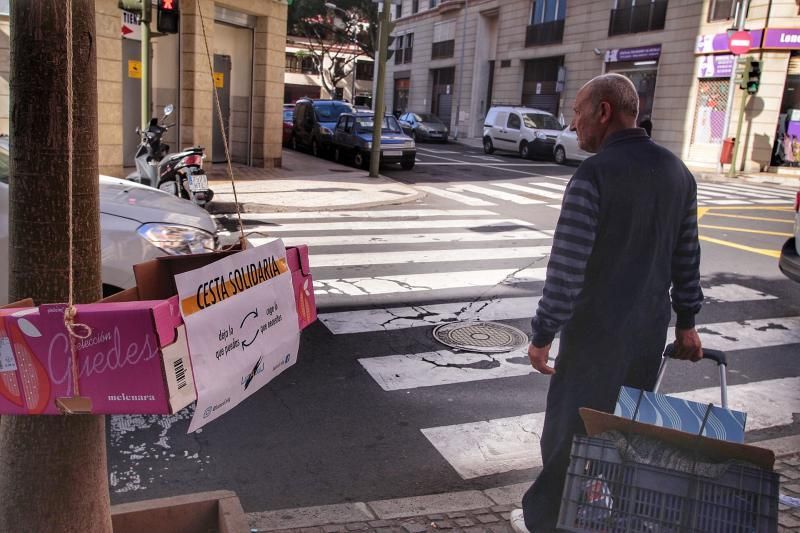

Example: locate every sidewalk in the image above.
[247,435,800,532]
[452,138,800,188]
[205,150,423,213]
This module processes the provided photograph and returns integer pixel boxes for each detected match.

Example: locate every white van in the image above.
[482,106,565,159]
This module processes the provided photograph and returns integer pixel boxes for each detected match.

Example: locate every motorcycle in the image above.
[126,104,214,208]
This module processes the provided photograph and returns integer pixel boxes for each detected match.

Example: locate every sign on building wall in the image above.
[695,30,763,54]
[604,45,662,63]
[763,28,800,50]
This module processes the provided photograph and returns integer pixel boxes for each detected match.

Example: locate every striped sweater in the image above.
[531,129,703,348]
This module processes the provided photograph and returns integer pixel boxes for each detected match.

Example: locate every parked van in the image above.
[482,106,564,159]
[291,98,354,157]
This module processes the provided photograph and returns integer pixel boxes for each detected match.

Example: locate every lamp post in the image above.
[718,0,750,173]
[369,0,391,178]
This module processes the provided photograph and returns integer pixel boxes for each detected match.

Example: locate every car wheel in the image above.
[290,135,298,151]
[412,130,417,142]
[401,157,415,170]
[519,141,531,160]
[312,139,320,158]
[353,151,368,169]
[554,146,567,165]
[334,147,342,163]
[483,137,494,154]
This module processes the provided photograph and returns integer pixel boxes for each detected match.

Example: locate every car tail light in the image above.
[795,191,800,213]
[183,154,203,167]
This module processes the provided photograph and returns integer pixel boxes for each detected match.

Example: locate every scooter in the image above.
[126,104,214,208]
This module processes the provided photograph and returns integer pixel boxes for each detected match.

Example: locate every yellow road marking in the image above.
[699,224,792,237]
[699,236,781,258]
[697,207,711,221]
[703,206,793,211]
[702,212,794,224]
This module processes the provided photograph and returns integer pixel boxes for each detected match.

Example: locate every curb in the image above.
[247,434,800,531]
[692,171,799,188]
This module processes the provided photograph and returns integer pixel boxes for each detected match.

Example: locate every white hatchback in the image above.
[0,141,218,304]
[553,129,592,165]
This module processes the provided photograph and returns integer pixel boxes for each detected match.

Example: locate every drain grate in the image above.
[432,321,528,353]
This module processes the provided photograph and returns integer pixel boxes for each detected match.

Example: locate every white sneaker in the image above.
[509,508,531,533]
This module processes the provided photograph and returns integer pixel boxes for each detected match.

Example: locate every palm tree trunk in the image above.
[1,1,110,531]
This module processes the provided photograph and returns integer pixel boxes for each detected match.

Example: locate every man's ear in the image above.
[598,101,612,124]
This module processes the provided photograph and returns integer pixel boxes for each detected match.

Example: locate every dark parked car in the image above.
[282,107,294,146]
[331,113,416,170]
[398,112,449,143]
[291,98,354,157]
[779,190,800,283]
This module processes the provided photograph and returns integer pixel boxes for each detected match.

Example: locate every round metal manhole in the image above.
[432,321,528,353]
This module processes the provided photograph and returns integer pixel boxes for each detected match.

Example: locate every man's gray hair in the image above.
[583,73,639,118]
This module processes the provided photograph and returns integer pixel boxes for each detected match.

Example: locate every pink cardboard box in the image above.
[287,245,316,330]
[0,297,195,415]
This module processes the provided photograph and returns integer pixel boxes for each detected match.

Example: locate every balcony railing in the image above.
[431,40,455,59]
[608,1,668,36]
[525,19,565,46]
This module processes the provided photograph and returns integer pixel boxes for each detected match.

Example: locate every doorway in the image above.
[431,67,455,128]
[211,54,232,163]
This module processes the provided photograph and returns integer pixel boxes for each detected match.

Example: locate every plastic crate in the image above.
[558,435,779,533]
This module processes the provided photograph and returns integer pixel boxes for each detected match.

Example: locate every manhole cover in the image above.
[432,321,528,353]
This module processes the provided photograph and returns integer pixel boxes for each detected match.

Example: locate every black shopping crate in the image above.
[558,435,779,533]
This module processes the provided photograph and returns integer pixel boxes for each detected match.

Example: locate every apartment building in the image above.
[285,37,374,106]
[0,0,288,176]
[386,0,800,172]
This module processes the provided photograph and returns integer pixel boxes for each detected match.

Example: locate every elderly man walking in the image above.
[509,74,704,532]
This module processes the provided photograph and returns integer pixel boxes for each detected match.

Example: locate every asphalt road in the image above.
[107,142,800,515]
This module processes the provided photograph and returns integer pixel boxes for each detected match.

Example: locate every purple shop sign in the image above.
[763,28,800,49]
[695,29,763,54]
[698,54,735,78]
[604,45,662,63]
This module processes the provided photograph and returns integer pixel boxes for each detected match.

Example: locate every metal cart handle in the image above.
[655,344,728,408]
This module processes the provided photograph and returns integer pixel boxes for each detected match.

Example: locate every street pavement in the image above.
[107,145,800,531]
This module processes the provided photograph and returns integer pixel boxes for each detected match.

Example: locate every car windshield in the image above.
[283,110,293,121]
[417,114,442,124]
[315,103,352,122]
[523,113,563,130]
[356,116,402,134]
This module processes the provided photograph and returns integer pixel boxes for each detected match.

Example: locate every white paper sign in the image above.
[174,239,300,432]
[0,336,16,372]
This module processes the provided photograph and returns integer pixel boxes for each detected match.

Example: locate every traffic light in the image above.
[746,59,761,95]
[157,0,180,34]
[734,56,748,89]
[118,0,142,13]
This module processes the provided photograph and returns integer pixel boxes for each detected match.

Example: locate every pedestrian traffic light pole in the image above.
[729,59,750,178]
[719,0,749,172]
[369,0,391,178]
[141,0,151,130]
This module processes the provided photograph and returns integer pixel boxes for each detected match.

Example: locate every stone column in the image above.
[180,0,214,160]
[95,0,124,177]
[252,4,287,168]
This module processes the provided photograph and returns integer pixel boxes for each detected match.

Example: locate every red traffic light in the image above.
[159,0,178,11]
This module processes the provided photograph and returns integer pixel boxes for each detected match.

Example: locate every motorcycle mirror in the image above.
[164,104,174,117]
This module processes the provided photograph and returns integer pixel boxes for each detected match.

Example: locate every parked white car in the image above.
[0,141,218,304]
[553,129,592,165]
[778,190,800,283]
[482,106,565,159]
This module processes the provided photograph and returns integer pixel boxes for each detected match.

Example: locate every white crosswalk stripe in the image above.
[254,218,534,233]
[408,181,793,208]
[273,229,553,248]
[237,209,497,220]
[310,245,551,268]
[420,377,800,479]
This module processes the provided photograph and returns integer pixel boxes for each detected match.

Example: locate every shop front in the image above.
[604,45,661,126]
[763,28,800,168]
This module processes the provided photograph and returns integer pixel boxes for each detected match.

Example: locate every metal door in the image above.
[123,39,144,167]
[212,54,232,163]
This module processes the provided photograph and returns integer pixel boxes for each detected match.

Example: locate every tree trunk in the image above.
[1,1,110,531]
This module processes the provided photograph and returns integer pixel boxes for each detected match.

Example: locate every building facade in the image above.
[284,37,374,106]
[385,0,800,172]
[0,0,288,176]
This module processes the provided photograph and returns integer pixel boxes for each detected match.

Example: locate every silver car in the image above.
[0,142,218,304]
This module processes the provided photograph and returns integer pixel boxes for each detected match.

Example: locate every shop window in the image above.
[608,0,668,36]
[690,79,729,145]
[526,0,566,46]
[707,0,734,21]
[356,60,373,81]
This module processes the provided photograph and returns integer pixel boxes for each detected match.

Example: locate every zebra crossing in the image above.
[215,205,800,483]
[413,179,796,209]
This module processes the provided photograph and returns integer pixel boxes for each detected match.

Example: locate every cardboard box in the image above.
[0,298,195,415]
[580,407,775,470]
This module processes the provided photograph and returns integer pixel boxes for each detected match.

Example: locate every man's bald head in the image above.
[580,73,639,122]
